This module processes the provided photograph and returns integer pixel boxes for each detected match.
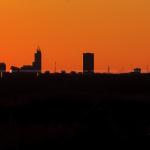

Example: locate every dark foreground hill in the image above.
[0,73,150,149]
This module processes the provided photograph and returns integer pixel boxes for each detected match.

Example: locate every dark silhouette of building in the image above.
[10,66,20,73]
[0,63,6,78]
[10,48,42,74]
[20,65,35,72]
[83,53,94,74]
[133,68,141,74]
[70,71,77,75]
[61,70,66,74]
[0,63,6,72]
[32,48,42,73]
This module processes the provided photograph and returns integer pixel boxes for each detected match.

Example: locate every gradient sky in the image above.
[0,0,150,72]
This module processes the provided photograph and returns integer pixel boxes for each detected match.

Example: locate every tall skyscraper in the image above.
[83,53,94,74]
[0,63,6,78]
[0,63,6,72]
[33,48,42,73]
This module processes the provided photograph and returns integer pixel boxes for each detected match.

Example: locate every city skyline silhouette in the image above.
[0,47,149,74]
[0,1,150,148]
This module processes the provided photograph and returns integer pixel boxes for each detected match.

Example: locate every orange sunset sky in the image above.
[0,0,150,72]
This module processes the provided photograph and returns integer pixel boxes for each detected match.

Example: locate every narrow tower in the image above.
[33,47,42,73]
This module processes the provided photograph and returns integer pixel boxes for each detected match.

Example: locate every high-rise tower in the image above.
[83,53,94,74]
[33,48,42,73]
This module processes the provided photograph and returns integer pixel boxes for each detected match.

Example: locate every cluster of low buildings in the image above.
[0,47,41,75]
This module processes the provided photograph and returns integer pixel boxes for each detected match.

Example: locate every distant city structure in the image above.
[61,70,66,74]
[32,48,42,73]
[0,63,6,72]
[108,66,110,74]
[0,63,6,78]
[20,65,35,73]
[83,52,94,74]
[133,68,141,74]
[0,50,147,76]
[10,47,42,74]
[10,66,20,73]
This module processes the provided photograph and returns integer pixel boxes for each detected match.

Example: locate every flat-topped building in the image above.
[83,52,94,74]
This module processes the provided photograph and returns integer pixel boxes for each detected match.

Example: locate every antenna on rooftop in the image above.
[146,65,149,73]
[108,66,110,73]
[54,62,57,73]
